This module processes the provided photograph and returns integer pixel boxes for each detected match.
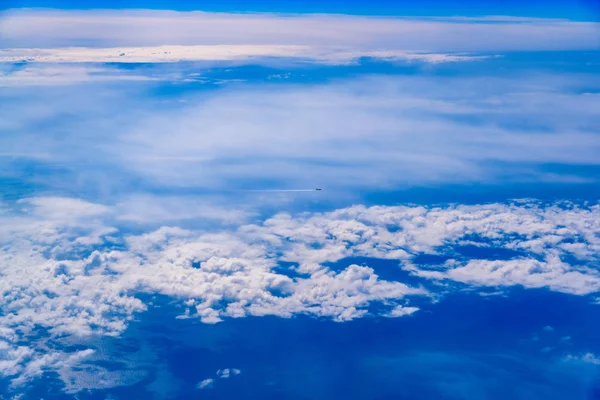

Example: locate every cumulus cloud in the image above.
[216,368,241,379]
[408,257,600,295]
[195,368,241,392]
[1,7,598,396]
[0,197,599,389]
[0,197,423,388]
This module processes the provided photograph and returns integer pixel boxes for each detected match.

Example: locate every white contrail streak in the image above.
[235,189,317,192]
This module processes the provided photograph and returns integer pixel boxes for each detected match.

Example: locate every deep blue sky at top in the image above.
[2,0,600,20]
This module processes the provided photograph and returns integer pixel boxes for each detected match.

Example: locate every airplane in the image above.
[315,188,322,191]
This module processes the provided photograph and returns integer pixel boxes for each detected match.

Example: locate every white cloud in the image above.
[0,198,599,389]
[408,256,600,295]
[0,46,490,65]
[7,73,593,193]
[217,368,241,379]
[0,197,424,388]
[19,197,110,220]
[114,194,253,225]
[196,378,214,389]
[2,70,599,194]
[0,10,596,72]
[564,353,600,365]
[1,10,598,52]
[543,326,555,332]
[0,342,95,388]
[0,64,162,87]
[385,305,420,318]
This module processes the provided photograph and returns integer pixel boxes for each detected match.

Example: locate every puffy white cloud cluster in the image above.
[396,202,600,294]
[197,368,241,390]
[0,197,599,389]
[110,225,424,324]
[216,368,241,379]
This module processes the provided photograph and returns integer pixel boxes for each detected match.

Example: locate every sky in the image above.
[1,1,600,399]
[2,0,600,19]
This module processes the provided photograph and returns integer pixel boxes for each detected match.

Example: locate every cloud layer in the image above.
[0,46,492,65]
[0,10,598,67]
[0,197,599,390]
[2,10,599,52]
[1,8,599,394]
[3,72,598,194]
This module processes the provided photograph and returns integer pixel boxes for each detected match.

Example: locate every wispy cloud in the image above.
[0,46,492,65]
[564,352,600,365]
[0,64,163,86]
[2,72,598,195]
[1,10,598,52]
[196,378,214,389]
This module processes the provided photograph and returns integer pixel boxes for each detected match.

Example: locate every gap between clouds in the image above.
[0,197,599,390]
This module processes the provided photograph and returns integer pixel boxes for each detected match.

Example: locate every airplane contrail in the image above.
[236,189,318,192]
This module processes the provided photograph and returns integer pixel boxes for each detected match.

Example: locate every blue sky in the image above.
[2,0,600,20]
[1,1,600,399]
